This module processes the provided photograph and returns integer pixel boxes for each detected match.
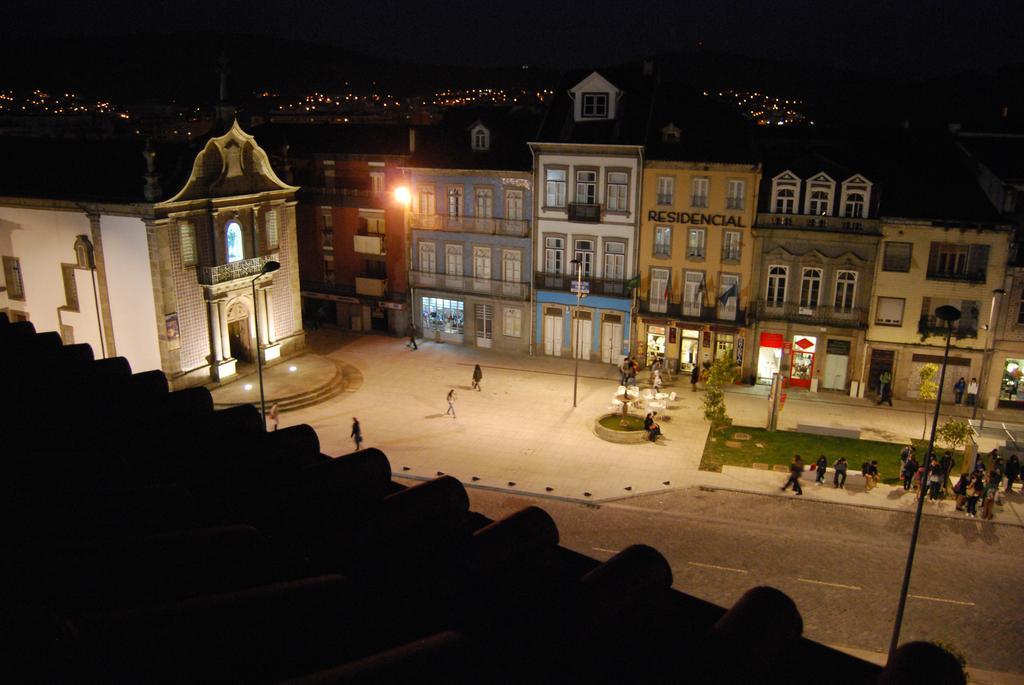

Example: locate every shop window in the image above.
[715,333,734,360]
[1001,360,1024,403]
[422,296,464,335]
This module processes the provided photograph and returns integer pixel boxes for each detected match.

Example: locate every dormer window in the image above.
[581,93,608,118]
[661,123,681,143]
[470,123,490,151]
[771,171,801,215]
[803,174,836,216]
[840,175,872,219]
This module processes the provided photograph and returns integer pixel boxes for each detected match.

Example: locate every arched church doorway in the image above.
[226,300,252,362]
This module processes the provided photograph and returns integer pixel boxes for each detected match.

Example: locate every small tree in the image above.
[936,418,972,452]
[703,350,741,429]
[917,363,939,439]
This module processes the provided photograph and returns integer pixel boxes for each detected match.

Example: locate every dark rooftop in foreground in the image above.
[406,106,540,172]
[645,82,758,165]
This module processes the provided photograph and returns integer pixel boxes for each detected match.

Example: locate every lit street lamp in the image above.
[570,258,584,408]
[973,288,1005,421]
[251,259,281,429]
[888,303,960,661]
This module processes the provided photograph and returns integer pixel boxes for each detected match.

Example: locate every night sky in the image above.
[6,0,1023,76]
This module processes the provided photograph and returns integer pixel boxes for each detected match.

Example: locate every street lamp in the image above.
[251,260,281,429]
[888,304,960,661]
[570,258,584,408]
[973,288,1005,421]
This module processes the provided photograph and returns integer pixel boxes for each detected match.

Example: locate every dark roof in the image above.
[249,123,414,159]
[406,106,539,172]
[0,136,200,204]
[0,316,895,684]
[957,133,1024,182]
[645,83,757,165]
[534,67,655,146]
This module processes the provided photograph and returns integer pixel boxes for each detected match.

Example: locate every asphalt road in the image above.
[457,484,1024,676]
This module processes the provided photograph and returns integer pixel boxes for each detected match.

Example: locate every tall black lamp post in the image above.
[570,258,583,408]
[888,304,960,661]
[251,260,280,429]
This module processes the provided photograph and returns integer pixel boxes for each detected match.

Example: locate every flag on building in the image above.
[719,282,737,305]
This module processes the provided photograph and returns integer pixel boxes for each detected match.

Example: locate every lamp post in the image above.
[973,288,1005,421]
[251,260,280,429]
[888,304,960,662]
[393,184,412,337]
[570,258,584,408]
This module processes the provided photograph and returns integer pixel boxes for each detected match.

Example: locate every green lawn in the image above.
[700,426,961,485]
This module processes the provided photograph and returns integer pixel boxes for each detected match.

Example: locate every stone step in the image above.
[213,360,360,412]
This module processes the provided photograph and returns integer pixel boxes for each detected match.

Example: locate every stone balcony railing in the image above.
[755,212,880,233]
[410,270,529,300]
[409,213,529,237]
[197,254,279,285]
[750,301,867,328]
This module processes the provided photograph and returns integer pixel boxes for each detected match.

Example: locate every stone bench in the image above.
[795,424,861,440]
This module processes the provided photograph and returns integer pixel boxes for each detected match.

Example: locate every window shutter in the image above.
[927,243,940,273]
[966,245,989,279]
[920,296,931,323]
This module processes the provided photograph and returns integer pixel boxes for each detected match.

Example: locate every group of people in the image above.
[953,377,980,406]
[781,454,860,495]
[897,445,956,502]
[952,450,1020,519]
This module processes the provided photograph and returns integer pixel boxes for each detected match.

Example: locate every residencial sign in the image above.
[647,210,746,227]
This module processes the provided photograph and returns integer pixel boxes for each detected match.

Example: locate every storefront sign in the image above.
[826,339,851,355]
[760,332,784,348]
[735,336,744,365]
[647,210,746,227]
[702,331,712,348]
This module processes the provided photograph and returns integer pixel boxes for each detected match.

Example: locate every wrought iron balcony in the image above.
[408,213,529,237]
[567,202,601,223]
[755,212,880,234]
[533,272,627,297]
[925,268,987,283]
[750,301,867,328]
[917,316,977,339]
[197,254,279,285]
[410,270,529,300]
[638,300,747,325]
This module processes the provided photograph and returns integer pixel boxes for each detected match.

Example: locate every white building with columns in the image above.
[0,120,305,388]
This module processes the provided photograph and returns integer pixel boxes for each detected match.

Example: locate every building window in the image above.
[718,274,739,320]
[322,159,335,183]
[544,236,564,274]
[927,243,988,281]
[603,241,625,281]
[656,176,675,205]
[321,210,334,251]
[606,171,628,211]
[74,236,93,268]
[800,268,822,309]
[683,271,704,317]
[179,222,196,266]
[265,210,279,250]
[661,123,680,143]
[774,188,796,214]
[691,177,709,208]
[502,249,522,282]
[474,187,493,218]
[505,190,524,220]
[722,231,741,262]
[545,168,567,208]
[360,209,385,235]
[654,226,671,257]
[445,244,464,276]
[418,186,436,214]
[62,264,79,311]
[323,256,335,284]
[726,179,745,210]
[422,297,464,335]
[687,228,706,259]
[475,304,493,340]
[447,187,463,217]
[843,193,865,218]
[650,267,670,313]
[715,333,735,360]
[370,171,385,193]
[503,307,522,337]
[226,220,244,263]
[581,92,608,118]
[474,246,492,280]
[766,265,787,307]
[575,170,597,204]
[882,242,912,272]
[573,239,594,278]
[834,270,857,312]
[419,242,436,273]
[875,296,905,326]
[806,189,832,216]
[471,126,490,150]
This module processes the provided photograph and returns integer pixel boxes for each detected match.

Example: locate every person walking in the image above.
[690,363,700,392]
[1004,454,1020,493]
[954,377,966,404]
[649,356,662,385]
[445,388,457,418]
[864,460,880,491]
[268,402,280,432]
[833,457,848,488]
[652,368,663,394]
[407,324,418,350]
[952,473,969,511]
[815,455,828,485]
[927,458,944,503]
[877,370,893,405]
[781,454,804,495]
[351,417,363,450]
[940,451,955,492]
[966,377,979,407]
[981,471,1000,520]
[902,453,919,491]
[471,364,483,391]
[627,357,639,387]
[619,357,631,386]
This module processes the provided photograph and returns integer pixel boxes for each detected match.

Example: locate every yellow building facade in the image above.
[635,160,761,377]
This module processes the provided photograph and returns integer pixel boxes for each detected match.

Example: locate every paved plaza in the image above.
[222,329,1024,527]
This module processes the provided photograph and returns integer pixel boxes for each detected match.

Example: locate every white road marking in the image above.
[591,547,619,554]
[797,577,862,591]
[688,561,748,574]
[908,594,975,607]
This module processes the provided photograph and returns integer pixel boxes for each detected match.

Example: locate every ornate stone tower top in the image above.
[142,139,162,202]
[215,55,235,125]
